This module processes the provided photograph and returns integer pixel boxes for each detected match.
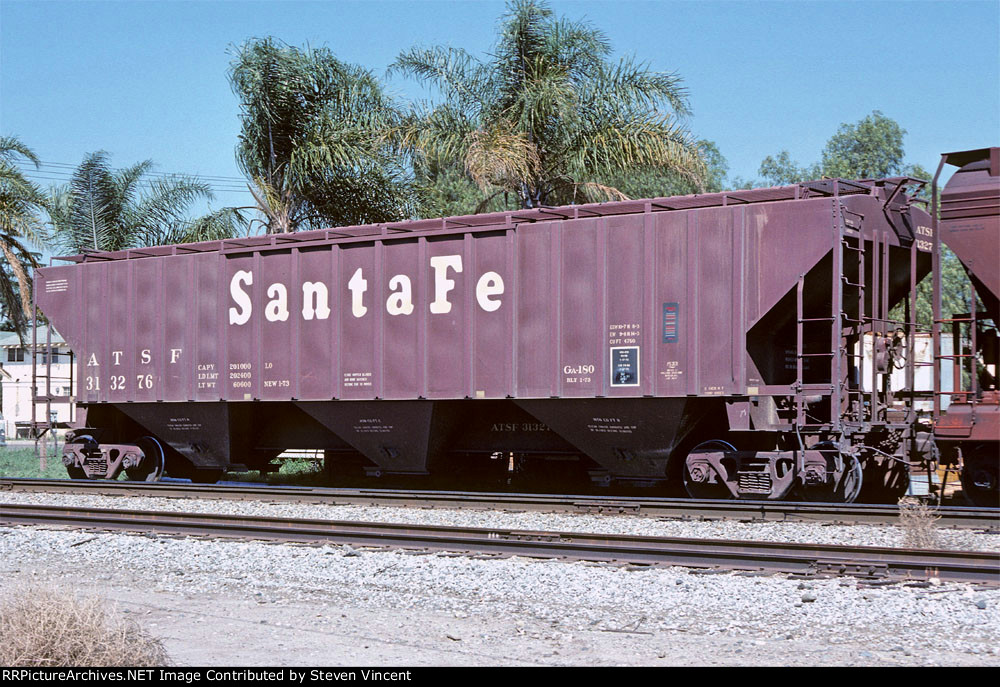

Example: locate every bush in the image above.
[898,496,941,549]
[0,584,168,666]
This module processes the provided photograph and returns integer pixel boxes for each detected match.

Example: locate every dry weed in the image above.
[898,496,941,549]
[0,583,168,666]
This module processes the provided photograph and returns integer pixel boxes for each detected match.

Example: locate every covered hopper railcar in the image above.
[34,164,981,502]
[933,148,1000,507]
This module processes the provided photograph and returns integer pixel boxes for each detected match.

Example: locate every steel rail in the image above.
[1,478,998,529]
[2,502,998,585]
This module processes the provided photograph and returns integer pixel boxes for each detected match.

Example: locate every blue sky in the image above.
[2,0,998,215]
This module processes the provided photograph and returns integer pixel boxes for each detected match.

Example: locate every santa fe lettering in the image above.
[229,256,504,325]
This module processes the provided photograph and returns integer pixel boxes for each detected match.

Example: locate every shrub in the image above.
[898,496,941,549]
[0,584,168,666]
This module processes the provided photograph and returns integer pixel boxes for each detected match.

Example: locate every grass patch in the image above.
[0,445,68,479]
[0,443,332,485]
[0,583,168,666]
[226,457,329,486]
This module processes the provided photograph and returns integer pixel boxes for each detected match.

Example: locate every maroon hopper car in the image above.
[33,152,997,503]
[933,148,1000,506]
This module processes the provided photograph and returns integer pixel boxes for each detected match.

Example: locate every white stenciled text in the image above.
[227,255,505,325]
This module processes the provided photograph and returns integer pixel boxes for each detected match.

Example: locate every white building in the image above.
[859,331,954,411]
[0,330,76,439]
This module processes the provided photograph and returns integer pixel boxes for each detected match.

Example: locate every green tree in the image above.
[229,37,414,233]
[755,111,930,187]
[46,151,247,254]
[820,110,905,179]
[0,136,47,336]
[391,0,705,211]
[907,250,977,325]
[412,158,515,219]
[811,114,960,327]
[606,139,729,200]
[750,112,970,329]
[757,150,819,187]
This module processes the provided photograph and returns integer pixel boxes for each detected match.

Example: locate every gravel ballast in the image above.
[2,490,998,551]
[2,491,998,666]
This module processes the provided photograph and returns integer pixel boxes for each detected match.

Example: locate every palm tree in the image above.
[391,0,706,211]
[0,135,47,336]
[229,37,414,233]
[47,151,248,255]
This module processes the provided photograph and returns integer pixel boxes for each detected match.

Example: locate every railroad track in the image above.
[2,502,998,585]
[1,478,998,529]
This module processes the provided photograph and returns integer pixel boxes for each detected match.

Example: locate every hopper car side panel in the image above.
[163,255,191,401]
[40,198,844,406]
[298,246,336,399]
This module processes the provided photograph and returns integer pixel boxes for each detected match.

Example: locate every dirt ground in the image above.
[5,547,996,668]
[12,585,976,667]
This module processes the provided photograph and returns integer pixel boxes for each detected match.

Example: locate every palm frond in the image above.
[0,237,35,321]
[569,110,705,187]
[67,153,116,252]
[0,136,48,337]
[568,181,631,203]
[394,0,705,212]
[128,175,213,242]
[465,122,541,194]
[389,46,487,114]
[230,37,411,231]
[247,177,296,234]
[150,206,250,246]
[589,56,691,117]
[0,259,31,338]
[0,164,47,200]
[112,159,156,217]
[47,151,247,252]
[545,17,611,77]
[404,103,477,167]
[0,136,41,167]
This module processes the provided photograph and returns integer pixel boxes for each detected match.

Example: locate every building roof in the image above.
[0,329,67,347]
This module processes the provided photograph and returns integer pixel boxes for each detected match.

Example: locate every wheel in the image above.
[682,440,736,499]
[839,453,864,503]
[795,443,863,503]
[63,434,97,479]
[125,437,165,482]
[961,449,999,507]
